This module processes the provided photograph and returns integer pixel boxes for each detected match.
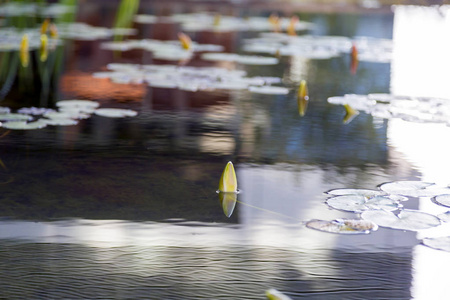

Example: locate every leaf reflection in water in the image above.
[218,191,238,218]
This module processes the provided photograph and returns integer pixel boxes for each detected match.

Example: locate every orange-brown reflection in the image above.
[60,70,146,102]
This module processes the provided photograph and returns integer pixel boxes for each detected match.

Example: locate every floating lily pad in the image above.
[94,108,138,118]
[56,100,100,109]
[306,219,378,234]
[422,236,450,252]
[41,118,78,126]
[379,181,450,197]
[328,94,450,124]
[0,113,33,121]
[325,188,384,197]
[432,194,450,208]
[44,111,90,120]
[361,209,441,231]
[438,211,450,222]
[248,86,289,95]
[235,55,279,65]
[17,107,55,115]
[326,195,401,213]
[1,120,47,130]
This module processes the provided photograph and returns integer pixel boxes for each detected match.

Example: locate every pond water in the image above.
[0,2,450,299]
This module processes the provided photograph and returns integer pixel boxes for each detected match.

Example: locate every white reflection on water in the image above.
[391,5,450,300]
[391,5,450,99]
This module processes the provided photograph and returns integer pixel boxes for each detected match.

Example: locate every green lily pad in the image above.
[305,219,378,234]
[361,209,441,231]
[422,236,450,252]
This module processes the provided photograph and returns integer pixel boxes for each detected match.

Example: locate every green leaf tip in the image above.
[265,289,292,300]
[218,161,238,192]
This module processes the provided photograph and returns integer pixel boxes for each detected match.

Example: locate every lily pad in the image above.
[41,118,78,126]
[326,195,401,213]
[305,219,378,234]
[0,113,33,121]
[94,108,138,118]
[325,188,384,198]
[422,236,450,252]
[248,86,289,95]
[56,100,100,109]
[361,209,441,231]
[17,107,55,115]
[432,194,450,208]
[379,181,450,197]
[1,120,47,130]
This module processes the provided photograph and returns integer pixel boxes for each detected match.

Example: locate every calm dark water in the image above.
[0,2,449,299]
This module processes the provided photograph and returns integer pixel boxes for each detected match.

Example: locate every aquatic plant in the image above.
[306,219,378,234]
[92,63,285,93]
[328,93,450,125]
[218,161,238,193]
[297,80,308,116]
[266,288,292,300]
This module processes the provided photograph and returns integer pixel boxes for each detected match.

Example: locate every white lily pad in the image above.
[438,211,450,222]
[17,107,55,115]
[41,118,78,126]
[94,108,138,118]
[325,188,384,198]
[248,86,289,95]
[361,209,441,231]
[0,113,33,121]
[201,52,239,62]
[326,195,401,213]
[433,194,450,208]
[305,219,378,234]
[235,55,279,65]
[379,181,450,197]
[1,120,47,130]
[56,100,100,109]
[422,236,450,252]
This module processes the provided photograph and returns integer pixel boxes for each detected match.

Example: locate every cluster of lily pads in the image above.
[328,93,450,124]
[306,180,450,252]
[0,100,137,130]
[243,33,392,62]
[0,2,75,17]
[134,12,315,33]
[1,23,137,52]
[93,63,288,94]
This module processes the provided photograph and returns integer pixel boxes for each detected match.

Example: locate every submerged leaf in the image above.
[218,161,238,193]
[361,209,441,231]
[306,219,377,234]
[422,236,450,252]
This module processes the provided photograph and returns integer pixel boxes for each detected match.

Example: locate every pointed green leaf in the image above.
[218,161,237,192]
